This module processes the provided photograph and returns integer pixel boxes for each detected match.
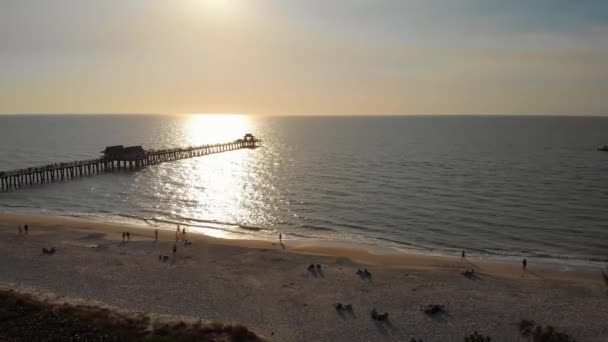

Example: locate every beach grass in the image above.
[0,289,261,342]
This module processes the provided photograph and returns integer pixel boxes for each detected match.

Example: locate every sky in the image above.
[1,0,607,115]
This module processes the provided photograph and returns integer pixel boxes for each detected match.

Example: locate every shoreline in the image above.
[5,207,607,269]
[0,211,604,284]
[0,209,608,270]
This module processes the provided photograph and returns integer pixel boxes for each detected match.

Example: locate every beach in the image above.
[1,212,607,341]
[4,0,608,340]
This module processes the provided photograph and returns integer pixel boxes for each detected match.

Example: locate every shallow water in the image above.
[1,115,607,263]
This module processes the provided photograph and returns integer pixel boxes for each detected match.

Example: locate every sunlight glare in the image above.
[183,113,251,148]
[192,0,238,15]
[175,113,261,240]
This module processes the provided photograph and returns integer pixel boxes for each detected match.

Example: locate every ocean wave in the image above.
[0,203,40,209]
[107,213,268,234]
[299,224,336,232]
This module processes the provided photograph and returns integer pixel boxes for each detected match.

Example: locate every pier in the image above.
[0,134,261,191]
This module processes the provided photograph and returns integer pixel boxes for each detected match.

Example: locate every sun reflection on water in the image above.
[170,114,263,239]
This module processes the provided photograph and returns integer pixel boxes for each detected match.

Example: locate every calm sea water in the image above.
[1,115,607,263]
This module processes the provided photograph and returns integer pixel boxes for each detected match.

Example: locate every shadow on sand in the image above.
[357,270,372,282]
[335,305,356,320]
[462,271,482,281]
[308,265,325,278]
[522,268,545,280]
[464,258,481,270]
[374,318,396,335]
[428,310,451,323]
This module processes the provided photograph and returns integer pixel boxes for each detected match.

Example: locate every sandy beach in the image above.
[1,212,607,341]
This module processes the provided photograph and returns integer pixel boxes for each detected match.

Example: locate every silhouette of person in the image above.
[126,232,131,241]
[461,250,465,258]
[522,258,527,269]
[24,225,28,234]
[155,229,158,242]
[172,243,177,257]
[122,232,126,241]
[278,233,286,250]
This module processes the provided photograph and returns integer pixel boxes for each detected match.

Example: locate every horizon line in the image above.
[1,113,607,117]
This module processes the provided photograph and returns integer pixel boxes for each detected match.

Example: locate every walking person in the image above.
[522,258,527,269]
[172,243,177,258]
[24,224,28,234]
[176,226,180,242]
[154,229,158,242]
[461,250,465,259]
[126,232,131,241]
[182,227,186,242]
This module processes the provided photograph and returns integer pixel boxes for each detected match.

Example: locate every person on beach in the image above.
[522,258,527,269]
[279,233,286,250]
[176,226,180,242]
[127,232,131,241]
[461,250,465,258]
[172,243,177,257]
[122,232,126,241]
[182,227,186,241]
[24,225,28,234]
[155,229,158,242]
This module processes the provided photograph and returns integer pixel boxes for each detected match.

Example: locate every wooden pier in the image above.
[0,134,261,191]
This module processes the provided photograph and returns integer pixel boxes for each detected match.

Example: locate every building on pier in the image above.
[122,146,146,160]
[101,145,125,160]
[237,134,259,148]
[101,145,146,160]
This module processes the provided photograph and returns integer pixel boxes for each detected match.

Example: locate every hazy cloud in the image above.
[1,0,607,115]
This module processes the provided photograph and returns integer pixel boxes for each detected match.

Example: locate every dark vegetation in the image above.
[464,331,492,342]
[518,320,577,342]
[0,290,261,342]
[409,322,576,342]
[409,331,492,342]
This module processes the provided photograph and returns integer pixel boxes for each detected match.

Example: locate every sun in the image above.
[182,114,251,146]
[195,0,237,14]
[185,0,245,23]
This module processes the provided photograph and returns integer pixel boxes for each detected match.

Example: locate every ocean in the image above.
[1,115,607,264]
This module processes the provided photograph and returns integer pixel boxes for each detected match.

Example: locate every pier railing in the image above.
[0,136,261,191]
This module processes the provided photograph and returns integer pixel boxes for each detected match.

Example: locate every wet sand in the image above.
[1,212,607,341]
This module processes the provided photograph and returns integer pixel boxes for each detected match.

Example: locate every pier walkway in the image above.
[0,134,261,191]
